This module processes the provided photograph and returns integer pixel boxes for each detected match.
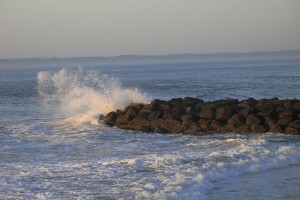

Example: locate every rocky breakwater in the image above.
[104,97,300,135]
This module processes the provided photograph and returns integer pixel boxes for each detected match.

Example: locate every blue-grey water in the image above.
[1,54,300,199]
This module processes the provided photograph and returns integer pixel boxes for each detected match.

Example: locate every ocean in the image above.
[1,52,300,199]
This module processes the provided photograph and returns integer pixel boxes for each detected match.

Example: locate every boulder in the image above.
[148,111,163,120]
[227,114,244,128]
[234,125,250,134]
[131,117,150,127]
[289,120,300,129]
[116,114,132,125]
[216,106,233,121]
[211,120,225,132]
[183,125,203,135]
[182,119,198,127]
[285,127,299,134]
[105,111,117,126]
[150,119,163,130]
[199,105,215,119]
[246,114,261,126]
[277,117,293,128]
[293,102,300,111]
[160,119,181,133]
[251,124,267,133]
[135,126,152,132]
[103,97,300,135]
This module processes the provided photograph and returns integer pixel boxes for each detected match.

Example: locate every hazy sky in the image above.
[1,0,300,58]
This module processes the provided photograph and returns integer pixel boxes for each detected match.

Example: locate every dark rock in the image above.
[125,106,139,118]
[293,103,300,111]
[154,127,167,133]
[135,126,152,132]
[199,119,212,131]
[160,119,181,133]
[130,103,144,111]
[159,103,172,111]
[251,124,267,133]
[180,114,195,121]
[150,119,163,130]
[182,119,198,127]
[183,125,203,135]
[185,106,197,115]
[139,106,153,118]
[289,120,300,129]
[131,117,151,127]
[245,98,257,106]
[211,120,225,132]
[216,106,233,121]
[169,98,183,106]
[234,125,250,134]
[116,124,135,130]
[227,114,244,128]
[277,117,293,128]
[148,111,163,120]
[172,105,185,114]
[257,101,275,117]
[285,127,299,134]
[105,111,118,126]
[221,125,234,133]
[269,124,283,133]
[116,114,132,125]
[199,105,216,119]
[246,114,261,126]
[238,106,252,119]
[172,124,188,133]
[278,110,294,119]
[183,97,201,107]
[103,97,300,135]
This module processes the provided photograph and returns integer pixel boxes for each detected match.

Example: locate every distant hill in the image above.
[1,50,300,67]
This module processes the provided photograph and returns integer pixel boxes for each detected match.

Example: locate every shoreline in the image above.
[104,97,300,135]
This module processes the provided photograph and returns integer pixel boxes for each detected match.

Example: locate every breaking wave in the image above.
[37,67,148,124]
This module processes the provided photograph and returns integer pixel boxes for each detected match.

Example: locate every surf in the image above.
[37,67,148,125]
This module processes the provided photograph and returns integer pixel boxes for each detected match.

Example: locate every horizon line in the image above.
[1,49,300,61]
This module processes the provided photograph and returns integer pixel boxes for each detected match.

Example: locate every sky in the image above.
[0,0,300,59]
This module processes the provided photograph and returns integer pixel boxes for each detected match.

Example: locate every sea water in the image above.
[1,54,300,199]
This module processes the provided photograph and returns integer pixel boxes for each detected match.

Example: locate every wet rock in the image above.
[131,117,150,128]
[199,104,216,119]
[116,114,132,125]
[289,120,300,129]
[103,97,300,135]
[246,114,261,126]
[150,119,163,130]
[251,124,267,133]
[234,125,250,134]
[227,114,244,128]
[182,119,198,127]
[285,127,299,134]
[135,126,152,132]
[216,106,233,121]
[180,113,195,122]
[160,119,181,133]
[148,111,163,120]
[277,117,293,128]
[293,102,300,111]
[183,125,203,135]
[105,111,117,126]
[211,120,225,132]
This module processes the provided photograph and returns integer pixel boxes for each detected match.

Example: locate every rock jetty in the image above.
[104,97,300,135]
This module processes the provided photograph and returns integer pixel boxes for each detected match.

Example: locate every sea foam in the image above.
[37,67,148,124]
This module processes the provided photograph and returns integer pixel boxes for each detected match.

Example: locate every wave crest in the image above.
[37,67,148,124]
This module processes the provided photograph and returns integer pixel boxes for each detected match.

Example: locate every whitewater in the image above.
[1,54,300,199]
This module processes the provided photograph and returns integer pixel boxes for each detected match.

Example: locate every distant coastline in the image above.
[1,50,300,65]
